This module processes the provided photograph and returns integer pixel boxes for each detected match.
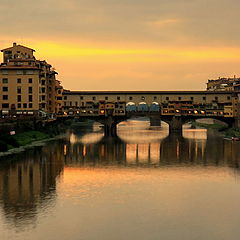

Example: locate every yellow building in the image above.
[55,80,63,114]
[0,43,63,115]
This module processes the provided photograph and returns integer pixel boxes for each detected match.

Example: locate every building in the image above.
[62,90,237,118]
[206,76,240,92]
[0,43,63,115]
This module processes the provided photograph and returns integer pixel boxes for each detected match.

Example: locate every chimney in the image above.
[13,42,17,47]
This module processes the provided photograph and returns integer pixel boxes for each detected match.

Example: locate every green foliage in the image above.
[191,121,240,138]
[13,131,49,146]
[191,121,227,131]
[225,128,240,138]
[0,119,74,152]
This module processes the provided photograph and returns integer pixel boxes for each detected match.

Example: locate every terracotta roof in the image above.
[1,44,35,52]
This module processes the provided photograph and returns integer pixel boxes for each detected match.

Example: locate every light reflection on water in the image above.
[0,119,240,240]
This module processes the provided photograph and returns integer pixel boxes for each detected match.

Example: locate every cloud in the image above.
[0,0,240,46]
[1,0,240,91]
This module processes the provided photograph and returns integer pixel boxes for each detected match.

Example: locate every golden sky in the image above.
[1,0,240,90]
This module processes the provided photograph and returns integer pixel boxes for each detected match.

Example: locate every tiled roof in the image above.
[1,44,35,52]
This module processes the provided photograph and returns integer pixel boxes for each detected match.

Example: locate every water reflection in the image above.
[1,120,240,236]
[0,143,64,229]
[63,121,240,170]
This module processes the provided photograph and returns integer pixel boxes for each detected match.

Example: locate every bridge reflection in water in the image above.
[64,120,240,170]
[0,120,240,230]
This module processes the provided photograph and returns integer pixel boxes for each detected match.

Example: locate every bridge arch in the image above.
[137,102,149,111]
[126,102,137,112]
[149,102,160,112]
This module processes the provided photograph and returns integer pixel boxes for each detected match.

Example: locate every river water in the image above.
[1,120,240,240]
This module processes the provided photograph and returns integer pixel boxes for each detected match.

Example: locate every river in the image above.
[0,120,240,240]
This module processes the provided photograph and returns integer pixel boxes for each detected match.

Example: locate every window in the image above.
[26,70,33,75]
[28,78,33,83]
[117,96,121,100]
[92,96,96,100]
[49,101,52,105]
[58,90,61,94]
[227,96,231,100]
[17,86,21,94]
[17,70,23,75]
[3,87,8,92]
[2,78,8,84]
[70,101,72,106]
[191,97,194,101]
[129,96,133,100]
[75,102,78,106]
[28,87,32,93]
[2,103,9,108]
[17,78,21,83]
[2,70,8,75]
[203,97,206,100]
[64,96,67,100]
[2,95,8,100]
[166,97,169,100]
[154,96,157,100]
[17,95,21,102]
[105,96,108,100]
[41,87,45,93]
[29,95,33,102]
[178,97,181,100]
[17,103,21,108]
[23,103,27,108]
[80,96,84,100]
[29,103,32,108]
[215,97,218,100]
[42,95,46,101]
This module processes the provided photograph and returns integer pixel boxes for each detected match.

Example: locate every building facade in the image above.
[62,91,237,118]
[0,43,63,115]
[206,77,240,92]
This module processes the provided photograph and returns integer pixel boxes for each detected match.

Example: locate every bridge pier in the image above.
[168,116,183,133]
[104,116,117,137]
[150,115,161,127]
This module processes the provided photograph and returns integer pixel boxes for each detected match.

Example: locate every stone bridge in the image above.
[62,91,240,136]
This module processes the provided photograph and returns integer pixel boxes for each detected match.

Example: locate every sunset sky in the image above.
[1,0,240,90]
